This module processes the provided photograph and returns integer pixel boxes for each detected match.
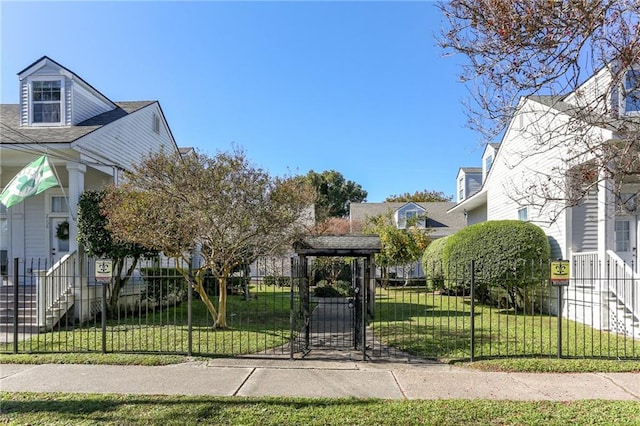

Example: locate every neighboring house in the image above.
[349,201,466,278]
[0,56,180,326]
[449,65,640,337]
[350,201,465,238]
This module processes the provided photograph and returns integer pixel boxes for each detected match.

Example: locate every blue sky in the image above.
[1,1,484,202]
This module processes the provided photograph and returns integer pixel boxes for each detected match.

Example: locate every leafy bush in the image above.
[313,281,352,297]
[422,236,450,290]
[263,276,292,287]
[140,267,187,307]
[443,220,551,308]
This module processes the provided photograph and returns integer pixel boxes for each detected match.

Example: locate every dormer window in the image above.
[485,155,493,174]
[399,209,426,229]
[624,69,640,114]
[30,79,64,125]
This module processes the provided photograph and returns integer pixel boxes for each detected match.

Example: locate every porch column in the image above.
[597,171,614,330]
[66,162,86,253]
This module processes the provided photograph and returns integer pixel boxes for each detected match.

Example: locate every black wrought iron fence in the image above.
[0,256,298,357]
[370,258,639,360]
[1,256,638,361]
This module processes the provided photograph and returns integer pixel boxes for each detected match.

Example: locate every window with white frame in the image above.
[485,155,493,174]
[624,69,640,114]
[31,79,63,124]
[51,196,69,213]
[404,210,426,228]
[458,177,464,200]
[517,207,528,221]
[615,220,631,252]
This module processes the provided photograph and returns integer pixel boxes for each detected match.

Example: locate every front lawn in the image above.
[2,393,639,426]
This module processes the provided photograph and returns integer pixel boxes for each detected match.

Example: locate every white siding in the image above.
[571,190,598,252]
[24,195,47,260]
[466,206,486,225]
[564,67,613,114]
[485,100,572,257]
[71,83,114,124]
[19,81,28,126]
[74,103,176,171]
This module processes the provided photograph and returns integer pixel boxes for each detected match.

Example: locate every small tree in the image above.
[102,148,315,328]
[77,190,157,317]
[365,213,431,287]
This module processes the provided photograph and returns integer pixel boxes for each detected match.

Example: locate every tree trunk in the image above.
[107,257,139,318]
[216,271,229,328]
[192,270,219,327]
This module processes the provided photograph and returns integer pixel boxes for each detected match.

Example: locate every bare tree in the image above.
[439,0,640,221]
[102,148,315,328]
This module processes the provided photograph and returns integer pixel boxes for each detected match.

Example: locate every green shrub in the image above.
[263,276,292,287]
[422,236,450,290]
[313,282,351,297]
[443,220,551,307]
[140,267,187,307]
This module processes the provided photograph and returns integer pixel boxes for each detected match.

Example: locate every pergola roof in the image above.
[294,235,381,257]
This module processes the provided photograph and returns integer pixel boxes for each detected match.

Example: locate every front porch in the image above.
[571,250,639,338]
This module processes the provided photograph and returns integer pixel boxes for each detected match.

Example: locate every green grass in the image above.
[371,287,640,361]
[1,393,639,425]
[3,284,639,373]
[1,286,295,356]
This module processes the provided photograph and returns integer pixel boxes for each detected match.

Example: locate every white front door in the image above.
[49,217,70,263]
[615,217,637,271]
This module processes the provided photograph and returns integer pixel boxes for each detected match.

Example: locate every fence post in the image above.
[556,284,563,359]
[187,258,193,357]
[102,280,107,354]
[13,258,19,354]
[470,259,475,362]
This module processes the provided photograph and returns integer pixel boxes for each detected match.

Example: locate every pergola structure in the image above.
[292,235,381,360]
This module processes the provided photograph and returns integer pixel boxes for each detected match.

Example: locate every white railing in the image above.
[571,251,599,287]
[606,250,639,322]
[37,251,77,329]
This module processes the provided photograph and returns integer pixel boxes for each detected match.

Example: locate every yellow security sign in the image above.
[95,259,113,280]
[550,260,570,282]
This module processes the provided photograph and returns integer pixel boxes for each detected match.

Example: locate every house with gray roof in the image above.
[349,201,466,239]
[1,56,180,326]
[349,201,465,279]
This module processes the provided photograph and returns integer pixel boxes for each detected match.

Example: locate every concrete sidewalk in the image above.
[1,357,639,400]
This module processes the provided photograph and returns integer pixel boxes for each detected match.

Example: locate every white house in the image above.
[449,65,640,337]
[0,56,180,327]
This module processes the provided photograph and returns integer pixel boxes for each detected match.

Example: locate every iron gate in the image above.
[290,257,373,359]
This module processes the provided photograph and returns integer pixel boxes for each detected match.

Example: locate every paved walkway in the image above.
[2,296,639,400]
[1,357,639,400]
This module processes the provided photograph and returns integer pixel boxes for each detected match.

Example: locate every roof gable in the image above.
[18,56,116,111]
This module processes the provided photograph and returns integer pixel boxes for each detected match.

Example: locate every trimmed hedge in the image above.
[422,236,450,290]
[442,220,551,305]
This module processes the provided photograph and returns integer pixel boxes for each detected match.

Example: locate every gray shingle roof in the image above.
[349,202,466,238]
[294,235,381,256]
[0,101,155,144]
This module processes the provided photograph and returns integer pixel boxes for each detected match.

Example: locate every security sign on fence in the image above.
[550,259,570,286]
[95,259,113,282]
